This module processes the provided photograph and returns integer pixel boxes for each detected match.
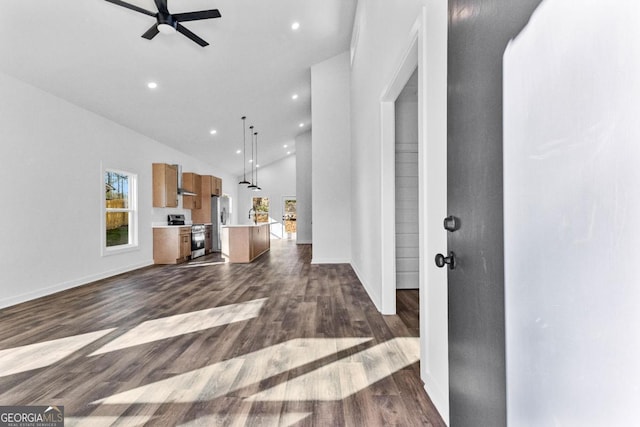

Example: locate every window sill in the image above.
[102,244,140,257]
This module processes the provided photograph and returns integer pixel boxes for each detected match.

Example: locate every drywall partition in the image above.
[295,131,312,244]
[504,1,640,424]
[0,71,237,308]
[236,154,296,237]
[310,52,351,264]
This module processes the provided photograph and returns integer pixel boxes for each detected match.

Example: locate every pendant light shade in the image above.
[247,125,258,190]
[238,116,251,185]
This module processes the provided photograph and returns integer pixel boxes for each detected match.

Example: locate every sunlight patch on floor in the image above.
[90,298,268,356]
[246,337,420,401]
[0,329,116,377]
[179,261,227,268]
[92,338,371,405]
[177,412,311,427]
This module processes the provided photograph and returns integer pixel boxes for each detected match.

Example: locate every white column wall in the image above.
[311,52,352,263]
[295,131,312,244]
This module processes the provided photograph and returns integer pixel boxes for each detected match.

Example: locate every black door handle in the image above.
[435,251,456,270]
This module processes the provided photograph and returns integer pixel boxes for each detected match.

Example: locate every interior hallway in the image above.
[0,240,445,426]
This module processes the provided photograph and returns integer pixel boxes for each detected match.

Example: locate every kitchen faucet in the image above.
[248,207,257,225]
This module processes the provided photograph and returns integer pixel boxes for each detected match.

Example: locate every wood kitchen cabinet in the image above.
[153,227,191,264]
[211,176,222,197]
[182,172,202,210]
[152,163,178,208]
[191,175,212,224]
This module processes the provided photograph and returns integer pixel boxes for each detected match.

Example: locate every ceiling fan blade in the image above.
[104,0,156,17]
[141,24,160,40]
[173,9,221,22]
[176,23,209,47]
[153,0,170,15]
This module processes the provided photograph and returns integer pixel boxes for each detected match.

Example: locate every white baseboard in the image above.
[0,260,154,309]
[310,258,351,264]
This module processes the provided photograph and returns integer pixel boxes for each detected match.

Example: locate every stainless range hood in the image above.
[174,164,197,196]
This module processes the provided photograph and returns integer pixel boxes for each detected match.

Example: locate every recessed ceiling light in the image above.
[249,159,253,163]
[256,164,260,168]
[299,123,304,127]
[210,129,217,135]
[287,151,291,155]
[283,144,288,148]
[291,22,300,31]
[147,82,157,89]
[236,149,242,154]
[291,94,298,100]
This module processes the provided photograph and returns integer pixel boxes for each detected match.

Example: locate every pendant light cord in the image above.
[255,132,259,187]
[242,116,247,181]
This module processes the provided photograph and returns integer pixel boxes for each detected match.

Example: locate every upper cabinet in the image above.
[191,175,212,224]
[182,172,202,209]
[211,176,222,197]
[152,163,178,208]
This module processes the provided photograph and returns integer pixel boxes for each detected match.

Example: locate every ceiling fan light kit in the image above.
[104,0,221,47]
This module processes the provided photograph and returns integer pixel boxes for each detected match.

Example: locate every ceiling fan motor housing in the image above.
[157,14,177,34]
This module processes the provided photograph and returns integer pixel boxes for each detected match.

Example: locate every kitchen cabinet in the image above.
[211,176,222,197]
[182,172,202,210]
[152,163,178,208]
[191,175,212,224]
[153,226,191,264]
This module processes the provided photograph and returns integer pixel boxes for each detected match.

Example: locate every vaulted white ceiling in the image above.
[0,0,357,175]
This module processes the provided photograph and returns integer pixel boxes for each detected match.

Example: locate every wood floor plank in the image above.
[0,240,445,426]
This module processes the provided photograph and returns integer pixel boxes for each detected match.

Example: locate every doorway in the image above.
[395,69,419,292]
[395,69,420,338]
[283,197,297,241]
[379,6,449,422]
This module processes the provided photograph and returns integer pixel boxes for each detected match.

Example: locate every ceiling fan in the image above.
[104,0,221,47]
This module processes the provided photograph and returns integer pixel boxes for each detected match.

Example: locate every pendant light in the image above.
[238,116,251,185]
[252,131,262,192]
[247,125,258,190]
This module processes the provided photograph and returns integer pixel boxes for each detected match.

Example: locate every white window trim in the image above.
[102,167,139,256]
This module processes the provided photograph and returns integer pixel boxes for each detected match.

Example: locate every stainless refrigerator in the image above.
[211,195,230,252]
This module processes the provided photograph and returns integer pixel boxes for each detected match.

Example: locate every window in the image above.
[104,169,138,253]
[252,197,269,223]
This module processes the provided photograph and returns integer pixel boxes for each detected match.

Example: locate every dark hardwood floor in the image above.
[396,290,420,337]
[0,240,445,426]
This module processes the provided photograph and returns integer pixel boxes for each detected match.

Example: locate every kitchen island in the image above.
[221,223,270,263]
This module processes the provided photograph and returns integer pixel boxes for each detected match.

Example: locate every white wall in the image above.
[0,71,237,309]
[350,1,448,421]
[504,1,640,424]
[295,131,312,244]
[350,0,436,305]
[311,52,352,263]
[236,154,296,238]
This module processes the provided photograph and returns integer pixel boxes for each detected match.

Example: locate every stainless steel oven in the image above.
[191,224,206,259]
